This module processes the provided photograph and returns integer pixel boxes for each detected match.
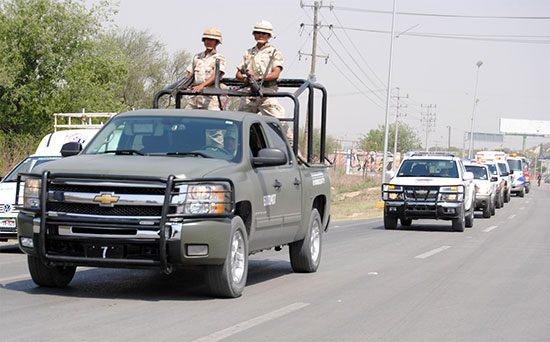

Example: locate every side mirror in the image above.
[60,142,83,157]
[252,148,287,167]
[464,171,474,180]
[386,170,395,179]
[491,176,498,182]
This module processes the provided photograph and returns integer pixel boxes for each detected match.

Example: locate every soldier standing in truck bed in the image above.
[185,27,226,111]
[236,20,292,142]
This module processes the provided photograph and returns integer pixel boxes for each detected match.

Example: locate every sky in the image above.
[90,0,550,151]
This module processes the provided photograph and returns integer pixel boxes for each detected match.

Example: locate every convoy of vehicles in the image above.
[382,150,534,232]
[14,78,331,298]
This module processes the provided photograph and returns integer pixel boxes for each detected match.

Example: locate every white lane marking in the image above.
[508,214,516,219]
[415,246,451,259]
[519,207,525,210]
[484,225,499,233]
[0,274,30,285]
[192,302,310,342]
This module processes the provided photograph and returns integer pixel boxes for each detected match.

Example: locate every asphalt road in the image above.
[1,187,549,342]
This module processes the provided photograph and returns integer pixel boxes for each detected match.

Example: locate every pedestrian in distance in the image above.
[185,27,226,111]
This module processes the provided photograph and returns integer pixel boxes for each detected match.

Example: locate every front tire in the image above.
[27,255,76,287]
[465,203,474,227]
[482,202,491,218]
[384,214,398,230]
[290,209,322,273]
[400,218,412,227]
[519,187,525,198]
[490,199,496,216]
[206,216,249,298]
[452,207,465,232]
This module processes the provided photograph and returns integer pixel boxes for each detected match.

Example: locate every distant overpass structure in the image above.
[499,118,550,152]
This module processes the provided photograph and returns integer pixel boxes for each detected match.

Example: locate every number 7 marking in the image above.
[101,246,108,259]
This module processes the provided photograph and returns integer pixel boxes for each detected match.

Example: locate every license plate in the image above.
[85,244,124,259]
[0,218,16,228]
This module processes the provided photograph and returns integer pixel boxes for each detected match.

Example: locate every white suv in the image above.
[465,162,497,218]
[382,153,476,232]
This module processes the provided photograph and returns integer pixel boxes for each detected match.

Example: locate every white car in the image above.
[465,162,497,218]
[0,129,98,241]
[382,152,476,232]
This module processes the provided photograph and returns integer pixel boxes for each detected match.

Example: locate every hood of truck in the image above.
[389,177,464,186]
[30,154,238,179]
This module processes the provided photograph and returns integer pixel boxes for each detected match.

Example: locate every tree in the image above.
[298,127,337,161]
[0,0,117,134]
[358,122,422,153]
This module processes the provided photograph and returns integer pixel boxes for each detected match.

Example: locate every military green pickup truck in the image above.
[16,79,331,298]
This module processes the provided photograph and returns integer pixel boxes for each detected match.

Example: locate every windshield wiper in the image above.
[165,151,211,158]
[102,149,146,156]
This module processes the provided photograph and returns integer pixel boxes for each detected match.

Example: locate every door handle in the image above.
[293,178,301,186]
[273,180,282,189]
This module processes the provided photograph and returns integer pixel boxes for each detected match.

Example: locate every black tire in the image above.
[400,218,412,227]
[452,209,465,232]
[482,202,491,218]
[504,190,510,203]
[290,209,322,273]
[465,203,474,228]
[519,187,525,198]
[525,185,530,194]
[496,193,502,209]
[27,255,76,287]
[206,216,249,298]
[384,214,398,230]
[490,199,496,216]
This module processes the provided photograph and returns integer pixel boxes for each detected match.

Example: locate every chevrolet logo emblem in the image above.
[93,193,120,206]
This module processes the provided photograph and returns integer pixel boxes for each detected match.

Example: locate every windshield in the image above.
[465,165,488,180]
[497,163,508,174]
[2,156,61,182]
[486,164,499,176]
[84,116,242,162]
[398,159,458,178]
[507,159,522,171]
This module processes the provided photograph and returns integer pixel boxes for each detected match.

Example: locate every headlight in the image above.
[439,193,463,201]
[476,186,491,195]
[383,192,403,201]
[183,184,230,215]
[440,185,464,193]
[23,178,41,209]
[383,184,403,192]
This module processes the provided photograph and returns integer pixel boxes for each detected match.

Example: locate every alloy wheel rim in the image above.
[231,230,245,284]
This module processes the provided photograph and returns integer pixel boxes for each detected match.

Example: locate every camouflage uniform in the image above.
[185,50,226,111]
[237,43,284,118]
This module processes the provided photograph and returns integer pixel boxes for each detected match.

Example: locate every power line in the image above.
[332,6,550,20]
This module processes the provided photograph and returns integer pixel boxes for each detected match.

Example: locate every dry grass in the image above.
[329,168,383,221]
[0,134,38,177]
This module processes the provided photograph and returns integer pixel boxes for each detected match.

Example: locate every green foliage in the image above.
[358,122,421,153]
[298,127,338,161]
[0,0,116,134]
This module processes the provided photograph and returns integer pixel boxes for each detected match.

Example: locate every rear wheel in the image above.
[206,216,248,298]
[384,214,398,230]
[27,255,76,287]
[400,218,412,227]
[289,209,322,273]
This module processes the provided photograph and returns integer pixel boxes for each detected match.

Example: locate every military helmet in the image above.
[202,27,222,44]
[253,20,273,37]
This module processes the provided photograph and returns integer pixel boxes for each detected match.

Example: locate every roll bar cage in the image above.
[153,66,329,164]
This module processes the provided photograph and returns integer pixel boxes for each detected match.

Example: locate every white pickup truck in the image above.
[382,152,476,232]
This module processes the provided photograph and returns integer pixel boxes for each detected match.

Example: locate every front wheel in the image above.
[452,207,465,232]
[27,255,76,287]
[519,187,525,198]
[206,216,249,298]
[490,199,496,216]
[482,202,491,218]
[400,218,412,227]
[289,209,322,273]
[465,204,474,228]
[384,214,398,230]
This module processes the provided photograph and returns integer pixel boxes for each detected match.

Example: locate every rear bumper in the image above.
[384,201,463,220]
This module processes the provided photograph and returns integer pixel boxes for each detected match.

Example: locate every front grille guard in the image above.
[22,171,235,274]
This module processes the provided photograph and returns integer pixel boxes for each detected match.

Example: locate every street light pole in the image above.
[468,60,483,159]
[381,0,397,186]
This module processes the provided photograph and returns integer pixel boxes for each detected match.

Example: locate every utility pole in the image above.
[299,1,330,82]
[392,87,408,171]
[420,104,436,150]
[447,125,451,151]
